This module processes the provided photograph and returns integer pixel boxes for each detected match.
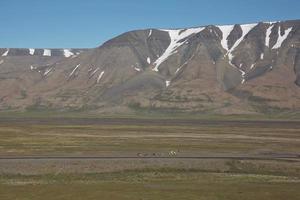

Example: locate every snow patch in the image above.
[260,53,264,59]
[97,71,105,83]
[147,57,151,64]
[71,55,78,59]
[44,68,52,76]
[153,27,205,71]
[240,68,246,84]
[174,53,197,75]
[30,65,36,70]
[90,68,99,76]
[29,48,35,55]
[217,25,235,51]
[43,49,51,56]
[217,23,257,71]
[239,69,246,76]
[132,63,141,71]
[228,53,234,65]
[228,23,257,62]
[148,29,152,37]
[63,49,74,58]
[166,80,171,87]
[250,64,255,69]
[175,62,186,74]
[2,49,9,56]
[272,26,293,49]
[224,23,257,73]
[175,67,181,74]
[69,64,80,77]
[265,25,274,47]
[134,67,141,72]
[264,21,280,24]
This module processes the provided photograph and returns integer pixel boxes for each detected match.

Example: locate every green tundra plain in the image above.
[0,115,299,200]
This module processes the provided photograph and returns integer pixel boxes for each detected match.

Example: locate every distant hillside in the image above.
[0,20,299,116]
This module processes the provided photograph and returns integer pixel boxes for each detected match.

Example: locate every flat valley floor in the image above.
[0,117,299,200]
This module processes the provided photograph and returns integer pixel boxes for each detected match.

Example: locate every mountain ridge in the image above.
[0,19,299,115]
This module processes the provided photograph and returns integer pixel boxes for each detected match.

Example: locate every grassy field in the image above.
[1,109,300,121]
[0,122,299,156]
[0,118,299,199]
[0,168,300,200]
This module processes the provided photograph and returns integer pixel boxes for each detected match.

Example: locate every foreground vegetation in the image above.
[0,168,299,200]
[0,118,299,199]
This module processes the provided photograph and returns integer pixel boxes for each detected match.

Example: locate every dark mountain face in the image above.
[0,20,300,115]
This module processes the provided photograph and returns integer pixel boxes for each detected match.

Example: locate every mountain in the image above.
[0,20,300,115]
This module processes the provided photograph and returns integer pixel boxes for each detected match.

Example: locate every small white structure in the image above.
[169,150,177,156]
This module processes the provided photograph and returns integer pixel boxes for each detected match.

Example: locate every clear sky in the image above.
[1,0,299,48]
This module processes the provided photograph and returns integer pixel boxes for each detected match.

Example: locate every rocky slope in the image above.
[0,20,299,115]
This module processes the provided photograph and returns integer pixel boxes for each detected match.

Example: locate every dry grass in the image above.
[0,169,300,200]
[0,120,299,199]
[0,123,299,156]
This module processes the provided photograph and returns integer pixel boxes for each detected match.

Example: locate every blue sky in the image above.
[1,0,299,48]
